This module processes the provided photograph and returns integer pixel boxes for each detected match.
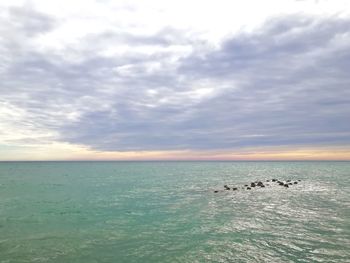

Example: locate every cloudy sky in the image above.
[1,0,350,160]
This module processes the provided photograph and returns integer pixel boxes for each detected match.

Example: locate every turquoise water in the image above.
[0,161,349,262]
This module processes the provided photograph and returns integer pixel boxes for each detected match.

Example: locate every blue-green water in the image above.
[0,161,349,262]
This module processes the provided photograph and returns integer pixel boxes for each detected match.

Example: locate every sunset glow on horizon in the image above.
[2,143,350,161]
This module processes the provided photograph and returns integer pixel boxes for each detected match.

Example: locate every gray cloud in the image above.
[7,5,56,36]
[1,6,350,151]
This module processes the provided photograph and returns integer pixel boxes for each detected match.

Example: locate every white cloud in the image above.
[3,0,350,49]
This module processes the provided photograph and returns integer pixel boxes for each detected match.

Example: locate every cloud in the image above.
[61,15,350,151]
[176,15,350,148]
[0,3,350,153]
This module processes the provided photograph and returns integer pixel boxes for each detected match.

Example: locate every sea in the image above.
[0,161,349,263]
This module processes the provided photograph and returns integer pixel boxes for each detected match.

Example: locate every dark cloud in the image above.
[1,7,350,151]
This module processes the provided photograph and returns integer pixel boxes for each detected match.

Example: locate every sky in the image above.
[1,0,350,161]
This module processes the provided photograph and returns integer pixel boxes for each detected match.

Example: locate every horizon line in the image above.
[1,159,350,162]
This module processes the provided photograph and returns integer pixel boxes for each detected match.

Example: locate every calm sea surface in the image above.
[0,161,349,262]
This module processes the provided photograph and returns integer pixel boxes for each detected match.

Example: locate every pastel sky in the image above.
[1,0,350,160]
